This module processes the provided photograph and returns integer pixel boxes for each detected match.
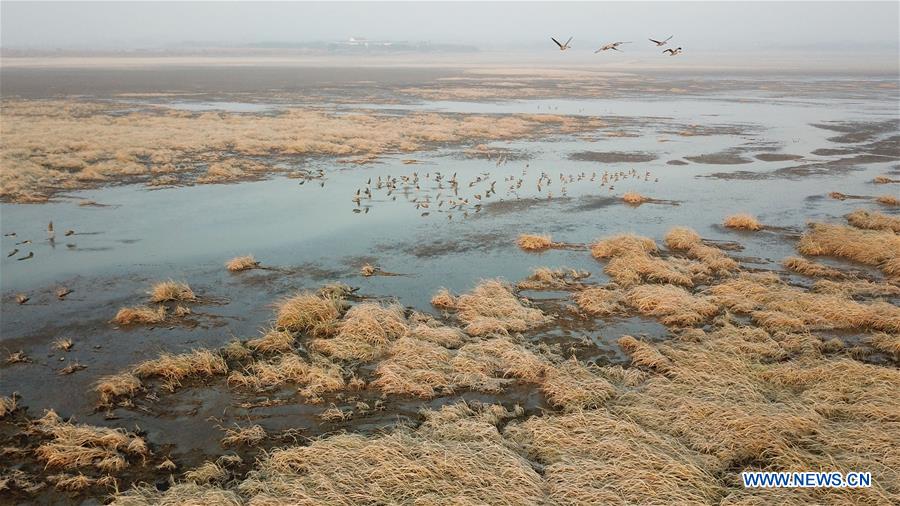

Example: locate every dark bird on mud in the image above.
[16,240,31,245]
[649,35,673,46]
[7,249,18,258]
[3,232,15,237]
[663,47,683,56]
[595,41,631,52]
[65,230,74,236]
[17,252,34,261]
[552,36,573,51]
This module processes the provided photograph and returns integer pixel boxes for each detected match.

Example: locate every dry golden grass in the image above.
[723,213,762,231]
[625,284,719,326]
[33,410,148,473]
[225,255,259,272]
[797,222,900,278]
[516,233,553,251]
[110,482,243,505]
[592,233,705,287]
[517,267,590,290]
[408,323,467,348]
[0,99,602,202]
[865,332,900,360]
[184,461,227,484]
[220,424,267,447]
[430,288,457,309]
[846,208,900,233]
[148,280,196,303]
[309,302,408,361]
[711,272,900,332]
[573,286,624,316]
[94,373,142,407]
[876,194,900,206]
[133,349,227,391]
[0,395,18,418]
[621,191,648,205]
[275,292,342,336]
[665,227,738,274]
[113,305,166,325]
[873,175,898,184]
[222,340,252,362]
[453,279,551,336]
[48,473,100,492]
[360,263,376,277]
[246,328,295,354]
[52,338,74,352]
[227,354,345,401]
[539,358,617,411]
[782,256,845,278]
[812,278,900,298]
[233,402,545,504]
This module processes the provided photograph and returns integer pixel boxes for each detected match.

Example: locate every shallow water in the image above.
[1,70,898,473]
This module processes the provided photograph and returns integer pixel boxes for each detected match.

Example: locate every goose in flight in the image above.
[552,37,573,51]
[663,47,683,56]
[595,41,631,52]
[649,35,673,46]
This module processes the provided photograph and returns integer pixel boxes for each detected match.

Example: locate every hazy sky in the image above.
[2,1,898,53]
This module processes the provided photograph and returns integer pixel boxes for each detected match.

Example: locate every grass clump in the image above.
[275,291,342,336]
[625,284,719,327]
[0,394,18,418]
[711,272,900,332]
[94,373,142,407]
[228,354,345,401]
[573,286,624,316]
[540,358,617,411]
[309,302,408,361]
[723,213,762,231]
[246,328,295,354]
[621,191,648,205]
[430,288,457,309]
[865,333,900,360]
[876,194,899,206]
[110,482,242,505]
[797,222,900,279]
[453,279,551,336]
[846,208,900,233]
[52,338,74,351]
[516,233,553,251]
[148,280,196,303]
[32,410,148,473]
[517,267,590,290]
[225,255,259,272]
[220,424,267,447]
[408,323,467,348]
[782,256,845,279]
[114,305,166,325]
[873,175,898,184]
[592,233,703,287]
[665,227,738,274]
[133,349,227,391]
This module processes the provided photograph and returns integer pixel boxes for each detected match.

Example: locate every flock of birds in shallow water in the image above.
[553,34,682,56]
[4,222,78,263]
[344,156,658,219]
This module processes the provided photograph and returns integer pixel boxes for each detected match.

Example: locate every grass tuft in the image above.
[723,214,762,231]
[225,255,259,272]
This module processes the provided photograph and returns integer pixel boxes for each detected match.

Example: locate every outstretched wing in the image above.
[551,37,563,48]
[664,35,673,42]
[649,38,661,45]
[565,36,573,46]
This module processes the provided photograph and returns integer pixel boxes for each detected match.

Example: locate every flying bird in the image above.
[552,37,573,51]
[595,41,631,52]
[663,47,683,56]
[649,35,673,46]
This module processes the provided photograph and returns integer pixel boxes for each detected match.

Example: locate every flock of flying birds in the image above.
[347,157,658,219]
[552,34,682,55]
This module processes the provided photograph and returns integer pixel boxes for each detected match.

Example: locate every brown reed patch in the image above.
[94,373,142,407]
[183,461,228,484]
[846,208,900,233]
[865,333,900,359]
[360,263,377,276]
[592,233,704,287]
[573,286,624,316]
[782,256,846,279]
[873,175,898,184]
[148,280,195,303]
[711,272,900,332]
[539,358,617,411]
[52,338,74,352]
[797,222,900,278]
[430,288,457,309]
[275,291,343,336]
[309,302,408,361]
[32,410,148,474]
[246,328,295,354]
[453,279,551,336]
[0,394,18,418]
[517,267,590,290]
[516,233,553,251]
[624,284,719,326]
[108,482,243,505]
[220,424,267,447]
[408,323,467,348]
[723,213,762,231]
[227,354,345,401]
[133,349,227,391]
[113,305,166,325]
[811,278,900,298]
[876,194,900,206]
[225,255,259,272]
[621,191,649,205]
[665,227,739,274]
